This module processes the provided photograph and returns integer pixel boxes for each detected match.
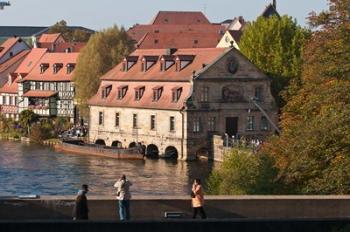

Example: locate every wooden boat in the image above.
[54,141,145,160]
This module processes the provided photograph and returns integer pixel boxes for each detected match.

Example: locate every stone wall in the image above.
[1,195,350,221]
[89,106,189,160]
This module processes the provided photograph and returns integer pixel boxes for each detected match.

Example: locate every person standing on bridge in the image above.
[191,178,207,219]
[114,174,132,221]
[73,184,89,220]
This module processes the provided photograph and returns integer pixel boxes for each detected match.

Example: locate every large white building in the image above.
[88,47,278,160]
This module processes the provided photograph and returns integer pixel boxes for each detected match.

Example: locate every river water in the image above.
[0,140,215,196]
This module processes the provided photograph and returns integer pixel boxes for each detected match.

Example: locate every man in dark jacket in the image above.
[73,184,89,220]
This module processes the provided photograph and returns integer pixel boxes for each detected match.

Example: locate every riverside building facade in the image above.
[88,47,278,160]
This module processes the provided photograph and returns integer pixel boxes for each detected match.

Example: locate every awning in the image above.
[23,90,58,98]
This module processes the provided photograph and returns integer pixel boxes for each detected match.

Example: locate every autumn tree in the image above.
[260,0,350,194]
[48,20,92,42]
[240,15,308,107]
[73,26,134,116]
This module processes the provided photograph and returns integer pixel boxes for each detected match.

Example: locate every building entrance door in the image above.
[225,117,238,137]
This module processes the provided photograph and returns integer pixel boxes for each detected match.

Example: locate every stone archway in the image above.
[146,144,159,158]
[111,140,122,148]
[164,146,178,159]
[95,139,106,146]
[129,142,137,148]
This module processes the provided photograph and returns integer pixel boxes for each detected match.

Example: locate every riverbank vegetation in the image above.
[209,0,350,195]
[0,110,71,143]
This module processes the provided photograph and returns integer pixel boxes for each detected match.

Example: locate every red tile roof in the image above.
[0,74,19,94]
[137,32,222,49]
[0,37,21,60]
[14,48,47,74]
[52,42,86,53]
[23,90,58,98]
[101,48,227,82]
[88,81,191,110]
[23,52,79,82]
[128,24,226,43]
[0,50,29,74]
[150,11,210,25]
[38,33,62,43]
[89,48,229,110]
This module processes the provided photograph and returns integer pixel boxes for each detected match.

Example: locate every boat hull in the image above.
[54,142,144,160]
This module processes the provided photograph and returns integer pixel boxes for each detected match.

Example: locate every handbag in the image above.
[191,191,195,198]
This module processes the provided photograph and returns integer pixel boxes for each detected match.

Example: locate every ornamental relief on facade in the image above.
[221,85,245,102]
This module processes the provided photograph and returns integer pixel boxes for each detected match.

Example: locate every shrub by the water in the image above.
[207,148,278,195]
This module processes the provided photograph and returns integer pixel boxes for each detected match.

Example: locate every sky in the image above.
[0,0,328,30]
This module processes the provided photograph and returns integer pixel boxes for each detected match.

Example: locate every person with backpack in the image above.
[114,174,132,221]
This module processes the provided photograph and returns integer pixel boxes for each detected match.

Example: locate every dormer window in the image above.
[101,85,112,99]
[152,86,163,101]
[134,86,145,101]
[160,55,175,71]
[66,63,75,74]
[53,63,63,74]
[172,87,182,102]
[40,63,49,74]
[122,56,138,72]
[117,85,128,99]
[141,56,158,72]
[175,55,195,71]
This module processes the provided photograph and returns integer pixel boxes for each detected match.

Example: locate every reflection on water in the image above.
[0,141,215,196]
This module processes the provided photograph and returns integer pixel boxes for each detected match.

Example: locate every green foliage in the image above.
[260,0,350,194]
[0,115,15,134]
[29,119,55,143]
[73,25,134,116]
[18,110,39,136]
[240,15,309,107]
[207,148,278,195]
[48,20,91,42]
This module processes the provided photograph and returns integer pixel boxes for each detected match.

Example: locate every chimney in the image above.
[273,0,277,9]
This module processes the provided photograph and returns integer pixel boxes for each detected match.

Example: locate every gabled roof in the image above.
[128,24,226,43]
[0,48,47,94]
[0,50,29,74]
[53,42,86,52]
[14,48,47,74]
[23,52,79,82]
[0,74,20,94]
[101,48,227,82]
[261,4,280,18]
[88,81,191,110]
[38,33,62,44]
[0,37,22,60]
[150,11,210,25]
[137,32,222,49]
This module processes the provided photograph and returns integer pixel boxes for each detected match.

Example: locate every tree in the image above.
[18,110,39,136]
[240,15,309,107]
[260,0,350,194]
[48,20,91,42]
[73,26,134,116]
